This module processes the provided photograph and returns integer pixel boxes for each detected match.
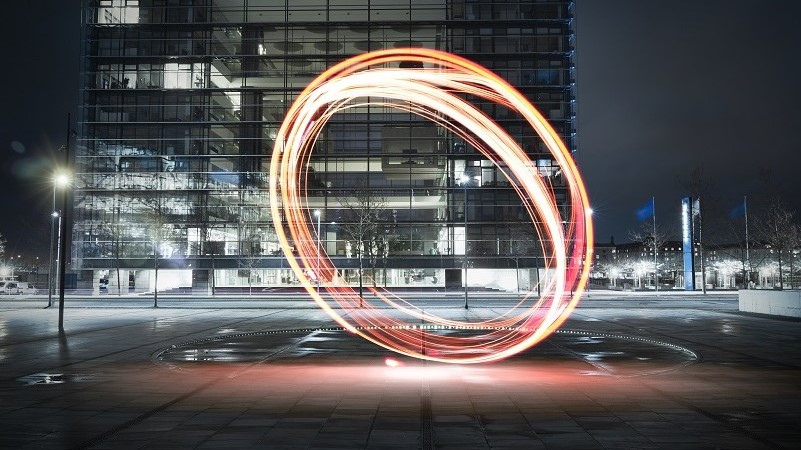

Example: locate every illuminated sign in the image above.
[682,197,695,291]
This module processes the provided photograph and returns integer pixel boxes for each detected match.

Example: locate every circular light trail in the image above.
[269,48,593,364]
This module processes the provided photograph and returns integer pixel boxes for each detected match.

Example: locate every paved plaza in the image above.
[0,292,799,449]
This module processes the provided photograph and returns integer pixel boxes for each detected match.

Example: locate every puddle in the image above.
[19,373,98,385]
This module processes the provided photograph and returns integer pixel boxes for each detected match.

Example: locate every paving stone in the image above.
[0,294,799,449]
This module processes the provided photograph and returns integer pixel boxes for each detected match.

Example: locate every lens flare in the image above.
[270,48,593,364]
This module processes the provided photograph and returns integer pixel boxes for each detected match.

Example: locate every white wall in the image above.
[739,290,801,318]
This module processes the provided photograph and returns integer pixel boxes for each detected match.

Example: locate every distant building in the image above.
[593,239,799,291]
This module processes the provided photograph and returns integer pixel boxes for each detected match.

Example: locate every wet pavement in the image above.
[0,292,799,449]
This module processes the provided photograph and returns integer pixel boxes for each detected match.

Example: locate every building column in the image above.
[92,270,103,296]
[134,270,152,293]
[192,269,212,295]
[109,269,129,295]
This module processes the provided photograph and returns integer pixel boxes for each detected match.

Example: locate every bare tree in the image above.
[718,210,770,288]
[749,168,801,289]
[718,216,751,288]
[337,185,388,303]
[506,223,540,294]
[629,222,672,290]
[189,199,219,295]
[753,199,801,290]
[237,219,263,295]
[141,197,177,307]
[100,195,130,296]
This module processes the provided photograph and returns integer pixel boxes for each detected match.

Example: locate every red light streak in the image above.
[269,48,593,364]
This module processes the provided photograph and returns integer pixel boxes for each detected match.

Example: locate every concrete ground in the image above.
[0,292,799,449]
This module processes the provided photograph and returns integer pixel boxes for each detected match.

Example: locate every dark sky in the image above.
[575,1,801,243]
[1,1,80,260]
[2,1,801,259]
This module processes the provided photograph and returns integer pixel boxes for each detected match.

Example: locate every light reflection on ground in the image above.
[153,327,698,379]
[3,302,798,449]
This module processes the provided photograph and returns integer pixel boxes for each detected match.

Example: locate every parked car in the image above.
[0,281,21,295]
[20,282,38,295]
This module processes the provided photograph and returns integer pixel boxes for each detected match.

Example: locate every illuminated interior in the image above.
[76,0,577,295]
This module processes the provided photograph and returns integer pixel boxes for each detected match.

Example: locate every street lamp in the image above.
[49,211,60,306]
[314,209,321,293]
[57,113,76,332]
[458,173,473,309]
[48,173,69,308]
[8,257,16,280]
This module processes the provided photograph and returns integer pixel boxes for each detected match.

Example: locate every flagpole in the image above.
[744,195,750,287]
[653,197,658,295]
[699,197,706,294]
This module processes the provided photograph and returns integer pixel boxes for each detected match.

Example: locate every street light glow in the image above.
[54,173,70,187]
[49,170,71,309]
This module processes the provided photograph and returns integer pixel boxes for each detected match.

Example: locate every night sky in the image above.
[2,1,801,260]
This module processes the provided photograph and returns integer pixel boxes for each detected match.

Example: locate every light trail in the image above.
[269,48,593,364]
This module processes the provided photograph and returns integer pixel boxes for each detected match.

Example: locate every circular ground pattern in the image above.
[153,327,697,378]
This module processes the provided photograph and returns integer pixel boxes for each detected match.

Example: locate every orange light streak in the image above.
[270,48,594,363]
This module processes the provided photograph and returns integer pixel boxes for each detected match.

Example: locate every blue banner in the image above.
[636,198,654,221]
[730,198,746,218]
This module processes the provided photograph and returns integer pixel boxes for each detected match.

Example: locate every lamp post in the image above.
[9,257,16,280]
[48,211,59,307]
[458,174,470,309]
[58,113,74,332]
[48,174,69,308]
[314,209,321,293]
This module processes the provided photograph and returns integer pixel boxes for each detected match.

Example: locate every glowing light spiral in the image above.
[270,48,593,364]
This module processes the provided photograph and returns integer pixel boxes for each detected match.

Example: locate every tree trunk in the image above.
[115,240,122,296]
[358,257,364,307]
[153,243,159,307]
[114,206,122,296]
[742,257,747,290]
[211,253,216,296]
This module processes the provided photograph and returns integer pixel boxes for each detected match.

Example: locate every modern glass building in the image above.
[75,0,576,295]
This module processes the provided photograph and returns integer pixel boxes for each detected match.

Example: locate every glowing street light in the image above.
[48,173,70,308]
[57,113,76,332]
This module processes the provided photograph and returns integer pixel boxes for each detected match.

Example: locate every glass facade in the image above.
[76,0,576,294]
